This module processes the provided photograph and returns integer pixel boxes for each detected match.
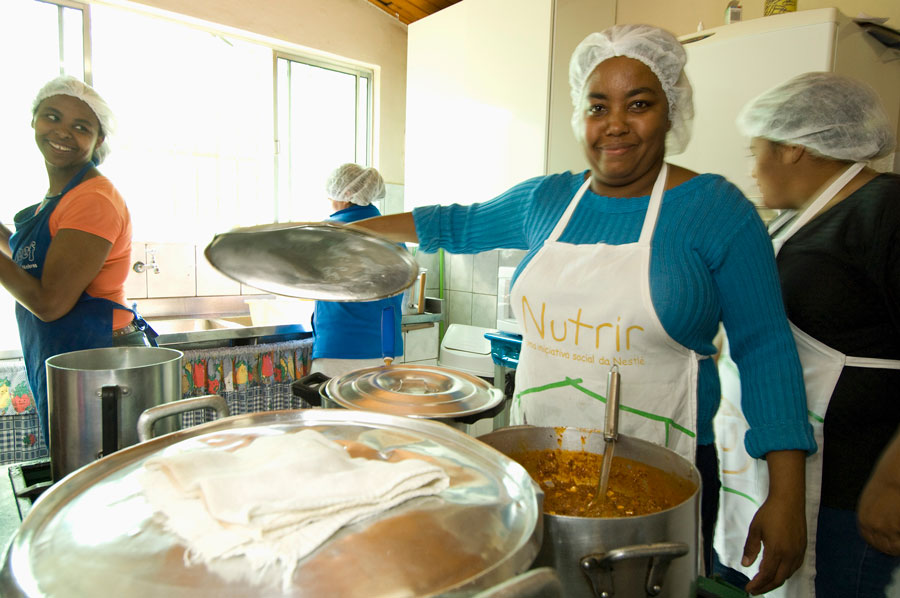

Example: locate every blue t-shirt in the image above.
[413,170,816,458]
[312,203,405,360]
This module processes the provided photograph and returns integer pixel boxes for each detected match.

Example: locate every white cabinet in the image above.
[405,0,615,210]
[401,324,439,365]
[670,9,900,202]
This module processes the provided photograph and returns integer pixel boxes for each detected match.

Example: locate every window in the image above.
[90,4,276,242]
[1,0,87,211]
[2,0,375,242]
[275,56,373,222]
[0,0,87,348]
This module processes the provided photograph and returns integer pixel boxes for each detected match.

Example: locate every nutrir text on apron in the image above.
[713,162,900,597]
[8,163,152,445]
[509,163,699,463]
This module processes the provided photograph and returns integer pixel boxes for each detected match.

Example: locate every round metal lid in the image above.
[1,410,541,598]
[204,223,419,301]
[325,364,505,420]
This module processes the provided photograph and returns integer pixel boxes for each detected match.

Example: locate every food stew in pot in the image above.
[511,449,696,518]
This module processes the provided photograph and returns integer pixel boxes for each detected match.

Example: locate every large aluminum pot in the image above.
[46,346,183,482]
[294,365,507,434]
[477,426,701,598]
[0,409,543,597]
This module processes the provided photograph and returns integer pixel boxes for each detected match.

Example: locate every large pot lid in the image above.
[204,223,419,301]
[325,364,505,421]
[0,410,541,598]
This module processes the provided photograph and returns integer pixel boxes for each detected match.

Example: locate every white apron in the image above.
[509,163,699,464]
[714,163,900,597]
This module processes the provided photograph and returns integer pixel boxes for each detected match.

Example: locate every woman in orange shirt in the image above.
[0,76,155,447]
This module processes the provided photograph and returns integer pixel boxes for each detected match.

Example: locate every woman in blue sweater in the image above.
[355,25,814,594]
[310,164,403,377]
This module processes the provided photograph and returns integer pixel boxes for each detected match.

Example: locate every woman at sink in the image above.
[310,163,404,377]
[0,76,156,448]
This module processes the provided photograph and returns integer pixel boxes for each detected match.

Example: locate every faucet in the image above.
[133,249,160,274]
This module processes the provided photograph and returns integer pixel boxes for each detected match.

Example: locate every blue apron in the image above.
[9,163,155,445]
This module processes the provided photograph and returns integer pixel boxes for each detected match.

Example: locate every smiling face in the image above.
[32,94,104,175]
[577,56,671,197]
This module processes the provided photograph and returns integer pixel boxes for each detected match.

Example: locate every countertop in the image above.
[0,296,445,357]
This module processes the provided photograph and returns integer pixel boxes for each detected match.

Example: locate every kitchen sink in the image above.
[145,316,253,335]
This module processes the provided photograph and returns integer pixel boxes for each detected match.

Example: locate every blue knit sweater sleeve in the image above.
[413,170,815,458]
[411,176,545,254]
[706,189,815,458]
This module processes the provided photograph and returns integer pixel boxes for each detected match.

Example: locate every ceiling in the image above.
[365,0,463,25]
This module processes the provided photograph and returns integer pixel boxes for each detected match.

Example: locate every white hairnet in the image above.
[569,24,694,155]
[32,76,115,165]
[737,72,896,162]
[325,163,385,206]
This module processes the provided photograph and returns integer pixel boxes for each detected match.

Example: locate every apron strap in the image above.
[637,162,668,247]
[546,178,592,241]
[845,355,900,369]
[546,164,670,245]
[772,162,865,254]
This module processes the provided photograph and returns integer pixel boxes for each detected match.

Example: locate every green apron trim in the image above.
[516,377,697,441]
[722,485,761,507]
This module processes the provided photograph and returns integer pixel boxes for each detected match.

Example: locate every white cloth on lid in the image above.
[139,429,450,589]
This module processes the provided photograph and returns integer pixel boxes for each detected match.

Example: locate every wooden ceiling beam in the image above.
[367,0,427,24]
[365,0,460,24]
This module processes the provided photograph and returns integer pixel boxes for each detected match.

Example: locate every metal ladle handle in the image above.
[604,365,620,441]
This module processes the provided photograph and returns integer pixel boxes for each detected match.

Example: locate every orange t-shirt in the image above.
[47,176,133,330]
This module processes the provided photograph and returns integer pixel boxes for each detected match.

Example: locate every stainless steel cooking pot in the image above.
[477,426,701,598]
[45,346,185,482]
[294,365,507,434]
[0,409,543,597]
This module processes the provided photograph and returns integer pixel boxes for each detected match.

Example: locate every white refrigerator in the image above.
[669,8,900,206]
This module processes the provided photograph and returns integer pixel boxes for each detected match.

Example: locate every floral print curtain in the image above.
[178,339,313,428]
[0,359,46,465]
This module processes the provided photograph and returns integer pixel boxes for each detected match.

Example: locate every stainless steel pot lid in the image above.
[1,410,541,598]
[204,223,419,301]
[325,364,505,420]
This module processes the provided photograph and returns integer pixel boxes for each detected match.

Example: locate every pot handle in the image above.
[137,394,230,442]
[580,541,689,597]
[100,386,121,458]
[453,388,507,425]
[292,372,331,407]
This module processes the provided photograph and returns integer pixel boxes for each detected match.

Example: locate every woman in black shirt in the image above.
[737,72,899,597]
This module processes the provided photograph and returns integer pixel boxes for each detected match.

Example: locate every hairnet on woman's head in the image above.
[32,76,116,165]
[569,24,694,155]
[325,163,385,207]
[737,72,896,162]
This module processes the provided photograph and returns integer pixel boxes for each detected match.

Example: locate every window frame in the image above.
[273,51,374,220]
[35,0,91,82]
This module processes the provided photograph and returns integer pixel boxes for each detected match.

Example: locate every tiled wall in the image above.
[412,248,526,330]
